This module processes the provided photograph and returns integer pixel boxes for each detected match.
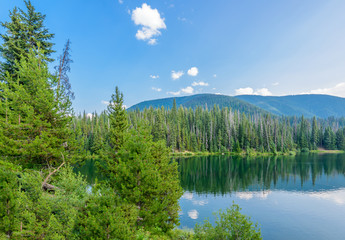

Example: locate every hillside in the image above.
[128,94,269,116]
[235,94,345,118]
[129,93,345,118]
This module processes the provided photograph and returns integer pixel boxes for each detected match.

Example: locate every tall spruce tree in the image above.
[0,48,73,167]
[113,122,183,232]
[0,0,54,77]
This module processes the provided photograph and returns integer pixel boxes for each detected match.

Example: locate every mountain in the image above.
[129,93,345,118]
[128,94,269,116]
[235,94,345,118]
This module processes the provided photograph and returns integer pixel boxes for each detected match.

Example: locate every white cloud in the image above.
[101,100,110,105]
[131,3,166,45]
[192,81,209,87]
[272,82,279,86]
[178,17,187,22]
[301,82,345,98]
[148,38,157,45]
[187,67,199,77]
[152,87,162,92]
[213,74,217,78]
[167,91,181,96]
[181,86,194,94]
[235,87,272,96]
[171,70,184,80]
[118,0,123,4]
[150,74,159,79]
[235,87,254,95]
[187,209,199,220]
[86,113,93,119]
[255,88,272,96]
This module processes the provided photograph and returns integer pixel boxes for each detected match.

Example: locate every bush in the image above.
[194,204,262,240]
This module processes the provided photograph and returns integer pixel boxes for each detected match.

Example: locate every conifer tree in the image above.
[0,48,73,167]
[113,122,183,232]
[0,0,54,77]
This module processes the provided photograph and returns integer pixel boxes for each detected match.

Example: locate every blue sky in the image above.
[1,0,345,113]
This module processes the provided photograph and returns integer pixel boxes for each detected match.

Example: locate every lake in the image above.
[177,153,345,240]
[75,153,345,239]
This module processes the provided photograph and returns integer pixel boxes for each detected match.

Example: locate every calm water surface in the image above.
[177,154,345,240]
[75,153,345,240]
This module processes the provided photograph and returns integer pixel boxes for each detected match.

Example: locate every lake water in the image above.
[75,153,345,239]
[177,154,345,240]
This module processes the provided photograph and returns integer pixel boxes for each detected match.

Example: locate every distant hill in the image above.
[235,94,345,118]
[129,93,345,118]
[128,94,269,116]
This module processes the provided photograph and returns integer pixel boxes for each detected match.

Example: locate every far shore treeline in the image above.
[74,104,345,157]
[0,1,262,239]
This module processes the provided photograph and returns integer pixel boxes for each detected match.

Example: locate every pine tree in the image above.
[107,86,128,153]
[0,0,55,77]
[0,48,73,167]
[112,122,183,232]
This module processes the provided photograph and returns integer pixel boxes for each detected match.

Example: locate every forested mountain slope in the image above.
[235,94,345,118]
[129,94,345,118]
[128,94,269,116]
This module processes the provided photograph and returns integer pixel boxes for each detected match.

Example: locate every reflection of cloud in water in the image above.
[188,209,199,219]
[236,192,253,200]
[182,191,193,200]
[179,210,184,216]
[192,199,208,206]
[236,191,271,200]
[308,190,345,205]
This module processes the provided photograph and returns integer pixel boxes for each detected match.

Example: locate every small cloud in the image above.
[215,92,221,95]
[301,82,345,98]
[86,113,93,119]
[187,209,199,220]
[148,38,157,45]
[178,17,187,22]
[235,87,254,95]
[192,81,209,87]
[171,70,184,80]
[152,87,162,92]
[212,87,216,90]
[167,91,181,96]
[150,74,159,79]
[235,87,272,96]
[213,74,217,78]
[181,86,194,94]
[272,82,279,86]
[255,88,272,96]
[118,0,123,4]
[187,67,198,77]
[131,3,166,45]
[101,100,110,105]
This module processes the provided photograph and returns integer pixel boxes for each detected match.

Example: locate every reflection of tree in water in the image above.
[74,159,104,184]
[177,154,345,195]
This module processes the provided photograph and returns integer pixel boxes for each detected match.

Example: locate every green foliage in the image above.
[0,0,54,77]
[0,48,74,167]
[194,204,262,240]
[74,184,138,240]
[111,121,183,232]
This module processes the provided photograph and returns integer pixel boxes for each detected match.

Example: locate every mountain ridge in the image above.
[128,93,345,118]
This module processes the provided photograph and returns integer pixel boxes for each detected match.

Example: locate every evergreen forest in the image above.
[0,1,262,239]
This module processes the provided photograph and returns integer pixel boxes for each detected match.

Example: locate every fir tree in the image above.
[0,0,54,77]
